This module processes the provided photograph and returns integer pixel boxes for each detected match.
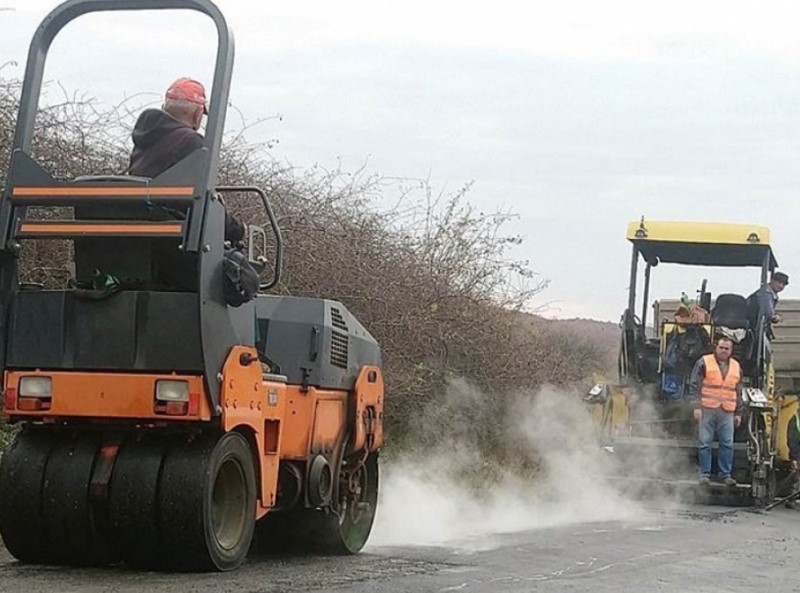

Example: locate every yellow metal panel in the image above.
[611,388,629,436]
[627,220,771,246]
[587,385,629,440]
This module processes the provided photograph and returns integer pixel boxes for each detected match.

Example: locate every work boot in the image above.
[722,476,737,487]
[698,475,711,486]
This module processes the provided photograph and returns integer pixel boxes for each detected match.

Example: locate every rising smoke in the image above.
[368,380,667,549]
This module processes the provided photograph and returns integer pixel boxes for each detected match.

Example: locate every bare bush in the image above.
[0,75,611,464]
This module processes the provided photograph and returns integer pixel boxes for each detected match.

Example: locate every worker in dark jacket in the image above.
[746,271,788,339]
[128,77,206,178]
[127,77,244,244]
[786,407,800,508]
[127,78,257,306]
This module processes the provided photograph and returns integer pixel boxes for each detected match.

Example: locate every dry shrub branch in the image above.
[0,76,611,468]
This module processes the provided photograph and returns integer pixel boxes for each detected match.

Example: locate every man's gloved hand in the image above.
[772,314,782,324]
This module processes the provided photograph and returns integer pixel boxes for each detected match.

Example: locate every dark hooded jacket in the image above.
[128,108,204,178]
[127,109,244,242]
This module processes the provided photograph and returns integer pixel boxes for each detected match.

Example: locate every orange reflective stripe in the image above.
[702,393,733,400]
[700,396,737,410]
[702,383,736,391]
[19,222,183,236]
[701,388,737,395]
[12,186,194,197]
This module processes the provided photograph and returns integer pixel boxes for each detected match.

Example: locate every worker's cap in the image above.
[772,271,789,285]
[165,77,208,114]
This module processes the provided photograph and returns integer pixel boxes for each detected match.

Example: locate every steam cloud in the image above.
[368,381,655,549]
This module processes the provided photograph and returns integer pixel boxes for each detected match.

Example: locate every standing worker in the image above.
[688,336,743,486]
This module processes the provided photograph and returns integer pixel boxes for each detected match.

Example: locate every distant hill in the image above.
[512,312,620,376]
[550,318,619,371]
[515,311,617,342]
[545,317,618,343]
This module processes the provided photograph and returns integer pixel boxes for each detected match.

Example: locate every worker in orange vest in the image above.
[688,336,742,487]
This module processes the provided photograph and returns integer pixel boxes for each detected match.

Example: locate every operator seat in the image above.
[711,294,750,330]
[711,293,753,366]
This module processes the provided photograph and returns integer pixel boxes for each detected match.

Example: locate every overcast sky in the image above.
[1,1,799,322]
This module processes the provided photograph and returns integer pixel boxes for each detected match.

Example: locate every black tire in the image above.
[158,432,256,571]
[303,452,380,555]
[331,451,380,554]
[41,433,115,566]
[0,429,57,563]
[108,437,170,568]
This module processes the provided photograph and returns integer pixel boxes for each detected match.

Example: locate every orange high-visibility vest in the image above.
[700,354,740,412]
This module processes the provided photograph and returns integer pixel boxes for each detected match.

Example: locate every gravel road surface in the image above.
[2,504,797,593]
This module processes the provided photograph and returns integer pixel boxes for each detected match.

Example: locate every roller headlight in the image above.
[155,380,189,402]
[19,376,52,398]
